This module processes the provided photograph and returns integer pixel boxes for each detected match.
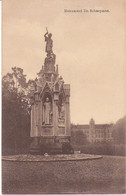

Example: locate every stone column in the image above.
[53,93,59,136]
[39,100,42,136]
[37,101,41,136]
[65,96,70,136]
[31,104,36,137]
[35,104,38,136]
[30,104,34,137]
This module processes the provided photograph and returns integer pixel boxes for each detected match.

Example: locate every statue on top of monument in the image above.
[44,28,53,55]
[43,28,56,72]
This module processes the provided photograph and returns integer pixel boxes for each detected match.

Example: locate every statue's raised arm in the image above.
[44,31,48,37]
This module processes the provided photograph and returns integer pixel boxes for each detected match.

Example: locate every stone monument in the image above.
[29,30,73,154]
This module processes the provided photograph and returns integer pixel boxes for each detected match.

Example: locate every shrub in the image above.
[72,143,126,156]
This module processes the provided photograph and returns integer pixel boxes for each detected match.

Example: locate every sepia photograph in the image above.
[2,0,126,194]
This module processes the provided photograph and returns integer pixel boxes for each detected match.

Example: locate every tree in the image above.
[112,116,126,144]
[2,67,33,154]
[71,130,88,145]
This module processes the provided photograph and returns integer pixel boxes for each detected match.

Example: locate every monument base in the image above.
[30,136,74,155]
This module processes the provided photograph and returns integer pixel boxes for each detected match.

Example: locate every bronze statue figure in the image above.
[44,29,53,54]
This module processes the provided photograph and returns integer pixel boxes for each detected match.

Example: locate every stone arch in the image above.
[41,82,53,102]
[42,91,52,104]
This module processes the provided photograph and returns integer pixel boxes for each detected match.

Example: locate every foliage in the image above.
[73,143,126,156]
[112,116,126,144]
[71,130,89,145]
[2,67,34,154]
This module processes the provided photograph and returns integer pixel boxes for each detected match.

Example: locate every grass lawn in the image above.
[2,155,126,194]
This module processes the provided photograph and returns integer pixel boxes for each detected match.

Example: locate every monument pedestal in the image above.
[30,136,73,155]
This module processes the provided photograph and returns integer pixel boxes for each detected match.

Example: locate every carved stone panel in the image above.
[41,126,53,136]
[58,127,65,135]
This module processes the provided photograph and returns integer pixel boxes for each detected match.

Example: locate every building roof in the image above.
[71,123,113,129]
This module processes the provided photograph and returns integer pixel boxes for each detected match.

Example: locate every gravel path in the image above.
[2,155,126,194]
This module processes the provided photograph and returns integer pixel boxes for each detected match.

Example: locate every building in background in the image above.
[71,118,113,143]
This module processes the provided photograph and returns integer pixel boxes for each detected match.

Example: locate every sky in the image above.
[2,0,126,124]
